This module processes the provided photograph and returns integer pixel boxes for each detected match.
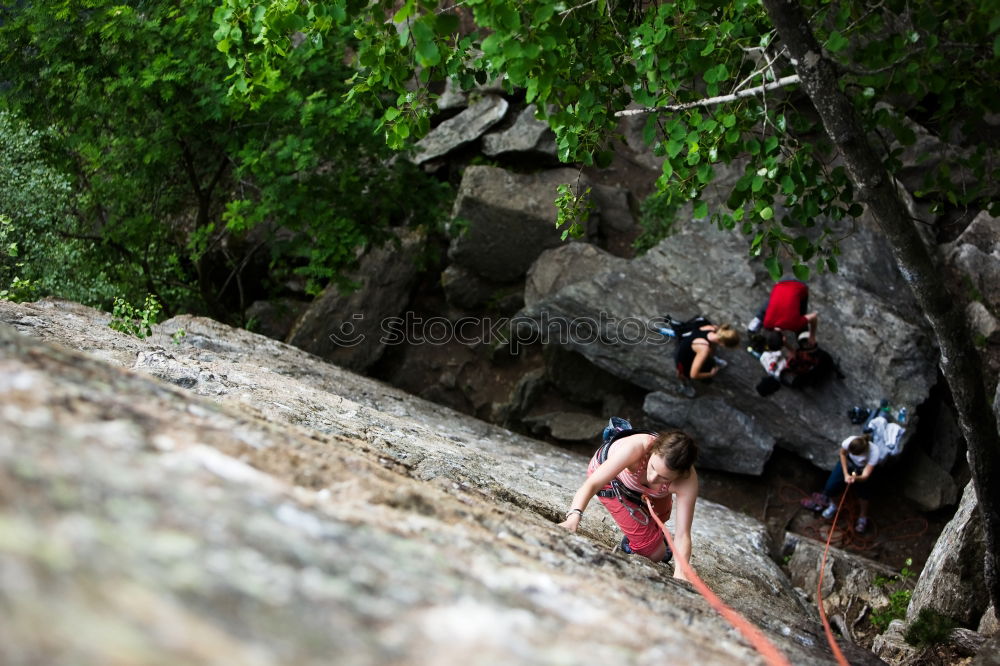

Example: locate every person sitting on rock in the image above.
[801,432,881,534]
[674,321,740,380]
[559,427,699,582]
[750,279,818,347]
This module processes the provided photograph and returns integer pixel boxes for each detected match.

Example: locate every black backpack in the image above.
[595,417,658,505]
[665,314,712,339]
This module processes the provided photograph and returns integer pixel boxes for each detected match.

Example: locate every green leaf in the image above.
[411,19,440,66]
[693,200,708,219]
[827,30,849,52]
[759,205,774,220]
[792,236,810,255]
[764,256,783,280]
[792,263,810,280]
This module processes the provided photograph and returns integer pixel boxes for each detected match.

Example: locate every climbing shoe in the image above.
[855,517,869,534]
[821,503,837,520]
[620,535,633,554]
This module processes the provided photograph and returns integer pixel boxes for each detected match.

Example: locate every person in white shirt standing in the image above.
[801,432,881,533]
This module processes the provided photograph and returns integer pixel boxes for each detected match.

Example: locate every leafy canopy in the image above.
[216,0,999,280]
[1,0,451,314]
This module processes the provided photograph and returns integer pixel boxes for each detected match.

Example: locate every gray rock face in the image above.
[590,183,637,234]
[524,243,627,309]
[898,449,959,511]
[414,94,509,164]
[440,263,523,312]
[522,411,609,442]
[286,230,423,371]
[785,534,899,647]
[245,298,308,341]
[0,298,882,665]
[944,211,1000,312]
[448,165,596,283]
[871,620,920,665]
[519,188,939,472]
[481,104,557,159]
[644,391,776,475]
[967,301,1000,344]
[906,482,988,626]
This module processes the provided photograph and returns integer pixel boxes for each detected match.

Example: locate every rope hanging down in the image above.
[816,489,852,666]
[642,495,792,666]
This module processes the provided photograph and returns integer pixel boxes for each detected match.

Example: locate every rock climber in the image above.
[559,427,699,581]
[674,321,740,380]
[750,279,818,347]
[801,431,881,534]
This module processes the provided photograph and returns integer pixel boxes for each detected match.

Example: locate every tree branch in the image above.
[615,75,800,118]
[559,0,599,21]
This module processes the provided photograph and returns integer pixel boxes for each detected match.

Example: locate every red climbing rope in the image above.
[642,495,793,666]
[816,489,851,666]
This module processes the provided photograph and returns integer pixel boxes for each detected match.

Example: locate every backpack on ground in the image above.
[781,346,842,388]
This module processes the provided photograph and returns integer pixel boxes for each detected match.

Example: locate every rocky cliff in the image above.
[1,298,891,665]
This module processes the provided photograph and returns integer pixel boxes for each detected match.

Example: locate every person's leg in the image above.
[852,470,872,532]
[597,495,666,561]
[644,494,673,561]
[822,464,846,499]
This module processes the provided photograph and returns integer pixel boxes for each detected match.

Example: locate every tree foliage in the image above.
[0,0,451,315]
[0,111,108,304]
[216,0,997,279]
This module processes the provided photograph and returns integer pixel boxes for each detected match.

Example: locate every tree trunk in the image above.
[761,0,1000,611]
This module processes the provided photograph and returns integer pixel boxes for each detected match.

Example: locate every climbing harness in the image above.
[642,495,793,666]
[593,428,658,526]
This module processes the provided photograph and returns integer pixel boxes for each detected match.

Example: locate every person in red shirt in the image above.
[753,279,818,347]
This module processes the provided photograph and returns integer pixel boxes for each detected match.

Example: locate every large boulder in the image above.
[286,229,423,371]
[518,162,938,473]
[524,243,626,309]
[898,450,959,511]
[0,298,883,665]
[906,482,988,627]
[784,534,900,647]
[448,165,597,283]
[590,183,637,235]
[943,210,1000,312]
[440,264,523,312]
[413,94,509,164]
[644,391,776,475]
[481,104,557,160]
[244,298,308,341]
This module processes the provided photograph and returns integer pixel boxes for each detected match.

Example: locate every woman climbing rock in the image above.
[559,425,699,581]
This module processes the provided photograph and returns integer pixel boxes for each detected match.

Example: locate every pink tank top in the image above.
[588,438,673,499]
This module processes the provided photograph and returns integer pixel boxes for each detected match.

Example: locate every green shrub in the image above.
[870,588,912,632]
[109,295,162,339]
[870,558,916,632]
[904,608,957,647]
